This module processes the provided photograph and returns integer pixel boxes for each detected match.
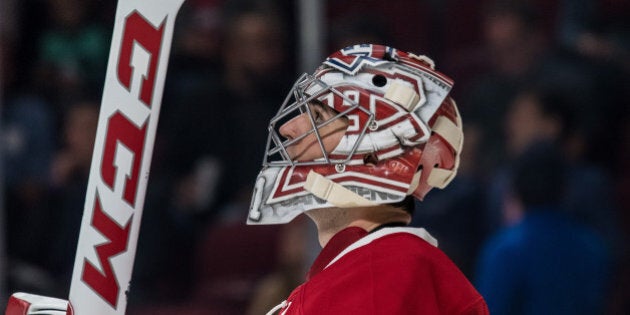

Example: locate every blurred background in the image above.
[0,0,628,314]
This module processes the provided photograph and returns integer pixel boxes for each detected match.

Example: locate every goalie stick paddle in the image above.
[64,0,185,314]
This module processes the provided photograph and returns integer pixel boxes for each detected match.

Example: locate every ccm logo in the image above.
[81,11,164,308]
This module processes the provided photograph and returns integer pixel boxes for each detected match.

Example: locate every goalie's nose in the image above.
[279,113,309,140]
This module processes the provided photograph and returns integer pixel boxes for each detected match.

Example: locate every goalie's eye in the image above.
[313,110,323,124]
[308,101,330,124]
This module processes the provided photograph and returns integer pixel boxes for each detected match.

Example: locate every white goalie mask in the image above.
[247,44,463,225]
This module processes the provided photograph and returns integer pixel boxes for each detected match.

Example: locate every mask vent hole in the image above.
[363,153,379,166]
[372,75,387,87]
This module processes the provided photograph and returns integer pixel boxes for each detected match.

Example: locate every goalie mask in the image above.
[248,44,463,225]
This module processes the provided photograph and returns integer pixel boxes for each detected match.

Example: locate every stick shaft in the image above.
[68,1,185,314]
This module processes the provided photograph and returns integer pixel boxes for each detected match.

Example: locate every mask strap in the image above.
[304,170,377,208]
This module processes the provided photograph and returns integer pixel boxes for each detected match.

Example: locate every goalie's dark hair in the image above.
[390,195,416,216]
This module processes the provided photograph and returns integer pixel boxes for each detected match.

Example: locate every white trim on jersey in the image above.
[324,227,438,269]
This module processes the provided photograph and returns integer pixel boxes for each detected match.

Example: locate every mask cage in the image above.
[263,73,374,167]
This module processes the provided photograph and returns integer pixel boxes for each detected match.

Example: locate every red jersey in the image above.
[268,226,488,315]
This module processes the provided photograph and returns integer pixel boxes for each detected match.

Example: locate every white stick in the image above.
[67,1,185,314]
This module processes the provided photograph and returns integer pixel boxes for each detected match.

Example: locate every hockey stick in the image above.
[5,0,185,314]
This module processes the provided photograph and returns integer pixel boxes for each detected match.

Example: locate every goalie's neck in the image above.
[305,205,411,247]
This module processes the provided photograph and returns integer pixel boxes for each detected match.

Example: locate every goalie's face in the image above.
[278,102,349,161]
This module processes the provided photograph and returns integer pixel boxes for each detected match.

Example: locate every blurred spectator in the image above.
[557,0,629,173]
[129,173,209,307]
[157,0,293,222]
[556,0,597,50]
[476,141,611,315]
[246,218,309,315]
[49,102,97,188]
[2,96,55,207]
[129,1,295,311]
[459,0,551,174]
[2,95,56,295]
[453,0,626,183]
[164,0,224,110]
[558,0,630,73]
[481,1,549,79]
[218,1,293,198]
[485,88,620,249]
[35,0,109,115]
[46,101,99,295]
[177,0,224,62]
